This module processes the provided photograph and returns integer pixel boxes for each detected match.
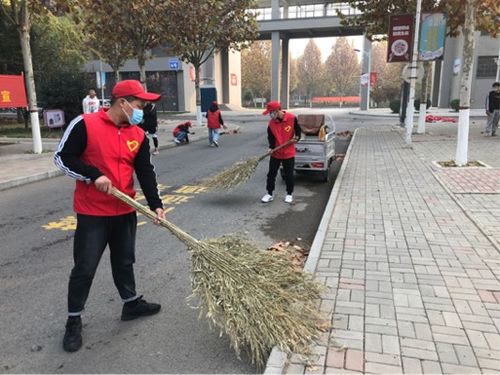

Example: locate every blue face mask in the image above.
[270,112,278,120]
[123,100,144,125]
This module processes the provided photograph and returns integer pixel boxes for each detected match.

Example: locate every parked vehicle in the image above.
[281,113,336,182]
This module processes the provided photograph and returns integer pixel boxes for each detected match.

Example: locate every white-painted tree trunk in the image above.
[417,103,427,133]
[139,62,147,91]
[18,13,42,154]
[404,0,423,144]
[455,0,476,166]
[195,65,202,126]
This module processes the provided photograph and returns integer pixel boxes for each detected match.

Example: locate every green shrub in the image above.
[450,99,460,112]
[389,99,400,113]
[414,98,431,111]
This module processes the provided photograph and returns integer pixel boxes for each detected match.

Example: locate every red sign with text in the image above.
[387,15,414,63]
[0,75,28,108]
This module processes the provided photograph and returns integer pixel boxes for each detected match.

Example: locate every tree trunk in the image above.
[138,54,147,90]
[114,69,120,83]
[18,3,42,154]
[455,0,476,166]
[195,63,202,126]
[417,62,431,134]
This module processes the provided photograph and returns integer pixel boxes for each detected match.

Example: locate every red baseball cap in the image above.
[263,101,281,115]
[112,80,161,102]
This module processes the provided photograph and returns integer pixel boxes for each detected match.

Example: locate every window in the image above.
[476,56,497,78]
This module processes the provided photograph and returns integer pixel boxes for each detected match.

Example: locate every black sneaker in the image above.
[121,296,161,321]
[63,316,82,352]
[213,140,219,147]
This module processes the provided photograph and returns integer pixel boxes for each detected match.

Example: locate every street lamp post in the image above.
[355,48,371,111]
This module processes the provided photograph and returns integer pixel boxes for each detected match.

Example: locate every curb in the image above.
[263,128,360,375]
[0,169,64,191]
[349,111,398,118]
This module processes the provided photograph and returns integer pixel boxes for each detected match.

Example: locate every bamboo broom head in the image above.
[191,235,324,367]
[200,156,261,190]
[110,188,325,367]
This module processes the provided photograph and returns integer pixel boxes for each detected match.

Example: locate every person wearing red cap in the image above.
[205,101,227,147]
[54,80,165,353]
[173,121,194,144]
[261,101,301,204]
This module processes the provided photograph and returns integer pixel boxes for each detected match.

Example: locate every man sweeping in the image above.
[54,80,165,353]
[261,101,300,204]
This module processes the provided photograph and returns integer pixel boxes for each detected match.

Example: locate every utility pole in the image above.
[404,0,422,145]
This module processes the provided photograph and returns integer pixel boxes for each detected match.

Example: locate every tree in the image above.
[0,0,51,153]
[241,41,271,105]
[0,14,23,74]
[289,57,299,98]
[71,0,164,89]
[161,0,258,124]
[69,1,134,82]
[455,0,476,166]
[337,0,497,40]
[30,13,88,122]
[324,37,360,101]
[297,39,323,106]
[370,41,405,106]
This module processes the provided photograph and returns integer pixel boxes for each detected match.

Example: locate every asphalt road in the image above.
[0,109,391,374]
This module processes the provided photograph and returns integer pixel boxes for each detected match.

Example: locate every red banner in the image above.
[387,15,414,63]
[0,75,28,108]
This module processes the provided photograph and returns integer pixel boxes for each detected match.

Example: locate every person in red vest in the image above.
[205,101,227,147]
[261,101,301,204]
[54,80,165,353]
[173,121,194,144]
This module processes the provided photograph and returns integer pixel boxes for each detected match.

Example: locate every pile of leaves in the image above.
[437,160,486,168]
[335,131,353,137]
[267,240,310,269]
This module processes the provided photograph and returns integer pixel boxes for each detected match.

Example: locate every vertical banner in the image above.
[387,14,414,63]
[419,13,447,61]
[0,75,28,108]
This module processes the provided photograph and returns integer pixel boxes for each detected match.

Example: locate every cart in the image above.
[280,113,336,182]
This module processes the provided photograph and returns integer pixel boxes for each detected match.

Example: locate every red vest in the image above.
[207,109,221,129]
[268,112,296,159]
[74,110,145,216]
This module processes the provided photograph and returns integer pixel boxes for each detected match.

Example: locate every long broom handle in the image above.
[257,138,296,162]
[110,187,200,246]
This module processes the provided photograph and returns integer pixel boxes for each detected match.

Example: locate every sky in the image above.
[289,36,365,62]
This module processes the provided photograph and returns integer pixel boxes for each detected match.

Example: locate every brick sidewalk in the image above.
[285,127,500,374]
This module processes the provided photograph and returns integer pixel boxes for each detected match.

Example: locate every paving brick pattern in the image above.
[435,169,500,194]
[284,127,500,375]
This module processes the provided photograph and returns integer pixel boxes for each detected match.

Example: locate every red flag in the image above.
[0,75,28,108]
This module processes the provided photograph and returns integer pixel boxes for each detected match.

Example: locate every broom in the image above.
[110,187,323,367]
[201,138,297,190]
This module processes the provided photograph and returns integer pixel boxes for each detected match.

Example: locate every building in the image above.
[84,47,242,112]
[434,32,500,109]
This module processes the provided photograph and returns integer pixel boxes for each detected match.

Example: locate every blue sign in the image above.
[169,59,180,70]
[419,13,447,61]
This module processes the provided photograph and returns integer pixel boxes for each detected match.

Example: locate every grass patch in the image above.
[0,124,62,139]
[437,160,486,167]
